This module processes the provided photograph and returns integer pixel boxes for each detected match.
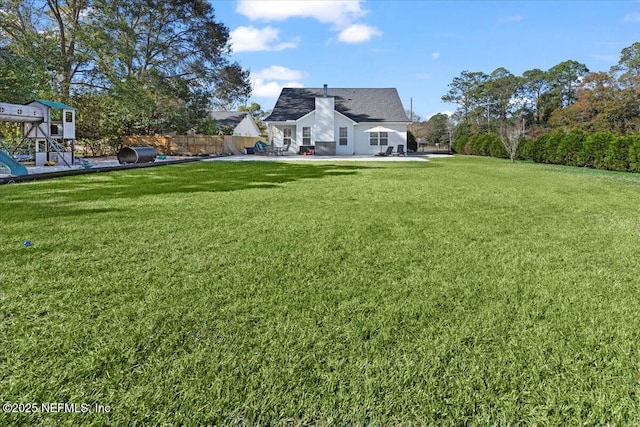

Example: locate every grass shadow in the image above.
[1,161,376,219]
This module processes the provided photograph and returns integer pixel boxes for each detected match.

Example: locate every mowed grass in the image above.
[1,156,640,425]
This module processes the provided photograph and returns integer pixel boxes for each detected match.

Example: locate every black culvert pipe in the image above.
[117,146,157,164]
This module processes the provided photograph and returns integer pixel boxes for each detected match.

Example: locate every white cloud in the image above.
[252,80,304,98]
[230,26,299,52]
[252,66,304,81]
[623,12,640,22]
[432,52,440,60]
[250,66,305,98]
[236,0,365,27]
[237,0,380,45]
[337,24,382,44]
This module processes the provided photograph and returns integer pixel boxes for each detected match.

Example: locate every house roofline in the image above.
[335,110,358,125]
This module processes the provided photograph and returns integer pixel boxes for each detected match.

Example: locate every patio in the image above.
[204,154,437,163]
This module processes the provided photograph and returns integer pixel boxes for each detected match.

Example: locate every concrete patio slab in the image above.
[204,154,432,163]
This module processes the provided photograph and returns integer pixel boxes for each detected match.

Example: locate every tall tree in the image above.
[0,47,43,102]
[0,0,90,98]
[81,0,250,136]
[80,0,252,124]
[612,42,640,89]
[44,0,89,98]
[550,71,640,134]
[425,113,451,146]
[442,70,489,124]
[211,63,251,110]
[520,68,549,125]
[483,67,520,125]
[1,0,252,136]
[86,0,249,94]
[547,60,589,108]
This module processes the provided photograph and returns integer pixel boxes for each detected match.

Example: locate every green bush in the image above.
[628,136,640,172]
[515,135,528,160]
[558,129,587,166]
[407,130,417,152]
[520,135,547,163]
[469,133,495,156]
[543,129,565,164]
[604,135,633,172]
[468,134,483,156]
[450,121,640,174]
[488,134,508,158]
[452,136,467,154]
[580,132,613,169]
[518,138,534,161]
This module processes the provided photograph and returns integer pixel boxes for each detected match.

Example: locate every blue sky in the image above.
[214,1,640,120]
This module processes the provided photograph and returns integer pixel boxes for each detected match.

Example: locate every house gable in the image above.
[211,111,260,136]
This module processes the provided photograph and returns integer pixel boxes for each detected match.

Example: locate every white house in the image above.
[263,85,410,155]
[211,111,261,137]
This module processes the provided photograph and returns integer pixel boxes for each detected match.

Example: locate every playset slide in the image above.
[0,149,28,176]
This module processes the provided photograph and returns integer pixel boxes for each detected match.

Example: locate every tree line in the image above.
[0,0,251,148]
[414,42,640,170]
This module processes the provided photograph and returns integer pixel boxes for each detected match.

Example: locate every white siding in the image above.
[334,114,355,155]
[315,97,334,142]
[233,116,261,137]
[295,112,316,152]
[354,123,408,155]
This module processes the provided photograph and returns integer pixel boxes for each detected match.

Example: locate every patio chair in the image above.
[392,144,405,156]
[375,146,394,156]
[281,141,292,155]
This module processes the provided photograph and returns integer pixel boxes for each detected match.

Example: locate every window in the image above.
[369,131,388,146]
[65,111,73,123]
[379,131,388,146]
[339,127,348,146]
[302,127,311,144]
[283,128,293,145]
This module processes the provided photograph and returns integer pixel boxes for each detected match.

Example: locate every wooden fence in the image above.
[121,135,263,156]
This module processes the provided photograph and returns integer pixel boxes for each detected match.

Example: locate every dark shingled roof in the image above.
[264,88,410,123]
[211,111,250,128]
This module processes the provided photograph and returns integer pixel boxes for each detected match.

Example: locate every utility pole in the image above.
[410,97,413,122]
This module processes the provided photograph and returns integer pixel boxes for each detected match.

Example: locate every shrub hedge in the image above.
[454,130,640,173]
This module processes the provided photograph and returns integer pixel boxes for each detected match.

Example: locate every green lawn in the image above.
[1,156,640,425]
